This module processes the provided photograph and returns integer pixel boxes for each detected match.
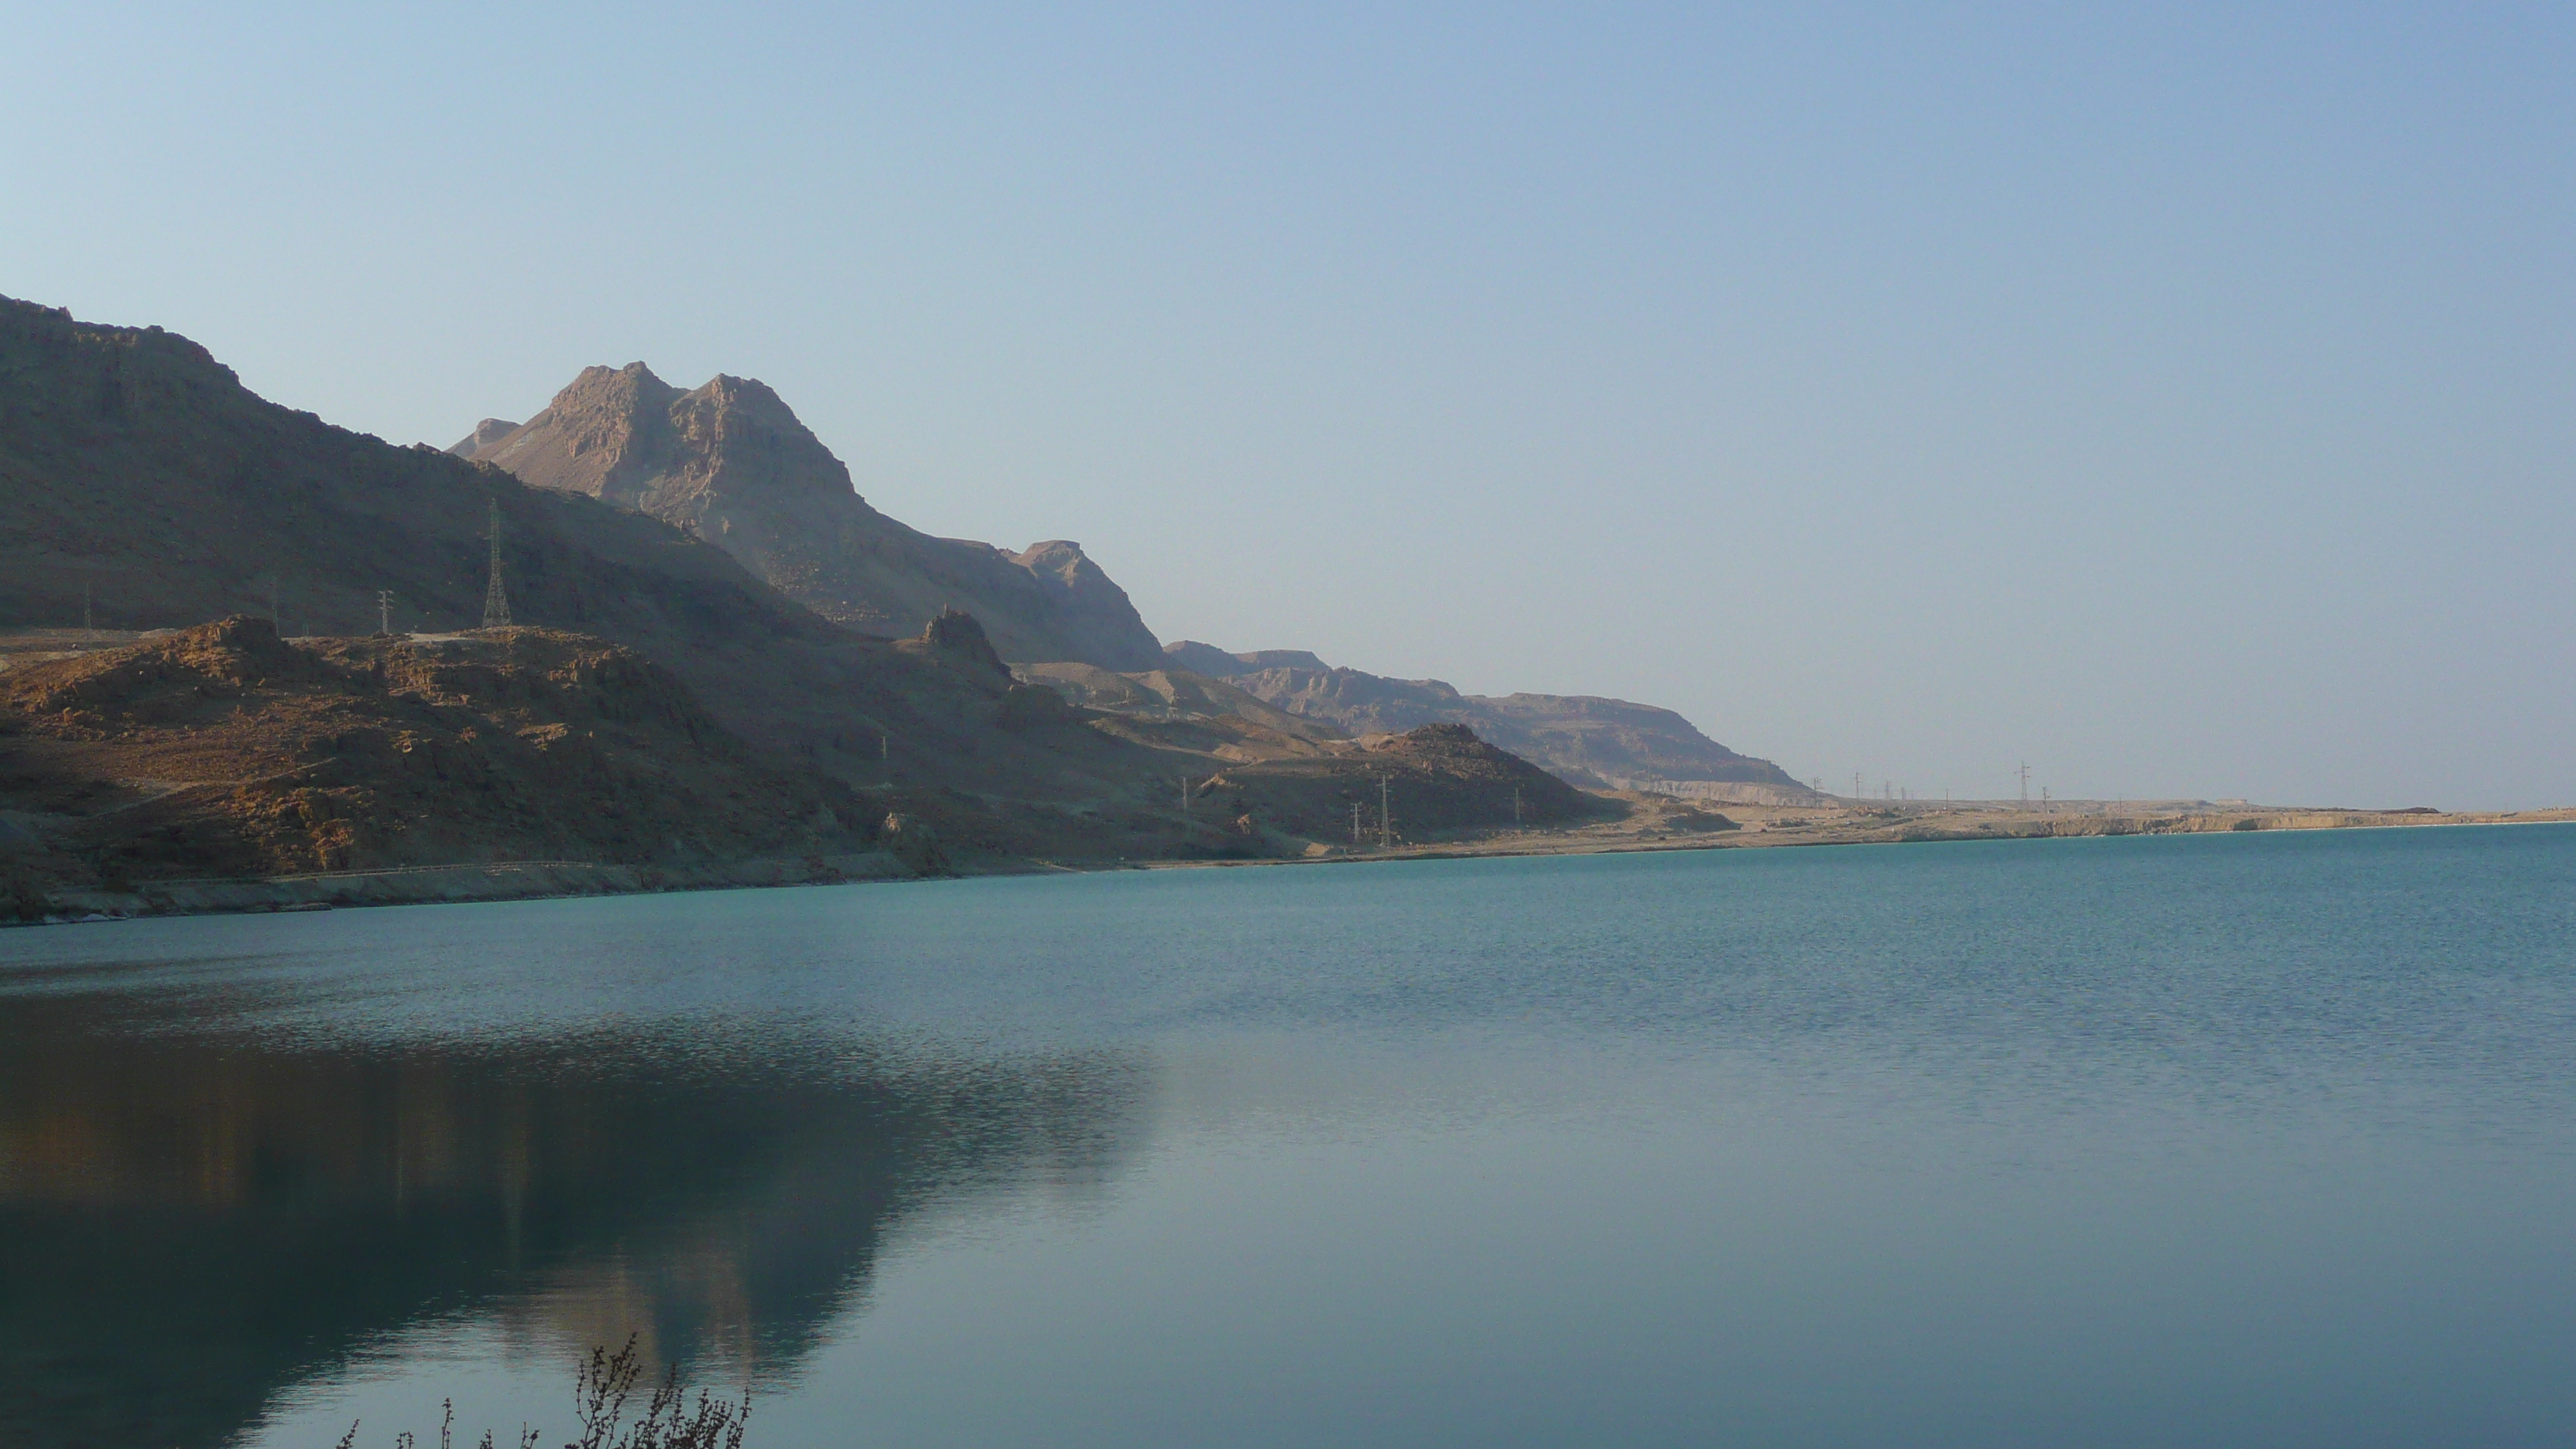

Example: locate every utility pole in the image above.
[81,577,92,636]
[2016,761,2031,805]
[481,499,512,629]
[1852,770,1863,800]
[1379,772,1393,850]
[376,590,394,637]
[1180,774,1191,817]
[1351,800,1363,846]
[881,731,891,786]
[1512,785,1523,827]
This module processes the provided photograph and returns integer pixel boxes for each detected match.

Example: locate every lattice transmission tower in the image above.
[481,499,512,629]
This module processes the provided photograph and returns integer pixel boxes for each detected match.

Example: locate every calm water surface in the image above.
[5,826,2574,1447]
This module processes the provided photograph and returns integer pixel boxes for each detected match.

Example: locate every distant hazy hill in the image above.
[454,365,1163,669]
[1164,640,1807,795]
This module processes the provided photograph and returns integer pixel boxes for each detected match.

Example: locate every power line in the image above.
[376,590,394,637]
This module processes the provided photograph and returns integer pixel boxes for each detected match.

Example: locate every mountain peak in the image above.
[458,366,1165,670]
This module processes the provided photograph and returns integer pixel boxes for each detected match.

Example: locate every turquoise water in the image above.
[5,825,2574,1447]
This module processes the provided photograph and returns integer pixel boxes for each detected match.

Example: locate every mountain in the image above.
[0,296,1602,898]
[454,365,1163,669]
[1163,640,1809,796]
[0,295,1185,880]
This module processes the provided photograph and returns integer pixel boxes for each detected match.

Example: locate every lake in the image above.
[5,825,2574,1447]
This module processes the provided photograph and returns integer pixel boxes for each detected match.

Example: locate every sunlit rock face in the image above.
[460,368,1164,670]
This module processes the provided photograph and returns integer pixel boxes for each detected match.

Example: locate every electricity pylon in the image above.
[481,500,512,629]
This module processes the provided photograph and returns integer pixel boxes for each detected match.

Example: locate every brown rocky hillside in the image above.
[0,618,872,885]
[1198,722,1613,847]
[457,365,1163,668]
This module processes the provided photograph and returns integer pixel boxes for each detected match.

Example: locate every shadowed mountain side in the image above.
[0,992,1149,1449]
[457,365,1163,669]
[1163,639,1808,796]
[0,618,875,888]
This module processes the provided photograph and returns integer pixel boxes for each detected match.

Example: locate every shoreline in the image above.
[12,803,2572,928]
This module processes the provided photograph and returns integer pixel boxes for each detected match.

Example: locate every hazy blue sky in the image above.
[6,3,2570,807]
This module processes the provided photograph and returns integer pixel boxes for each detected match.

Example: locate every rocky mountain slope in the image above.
[1162,640,1807,794]
[454,365,1162,668]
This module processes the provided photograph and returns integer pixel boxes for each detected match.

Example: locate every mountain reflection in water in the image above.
[0,989,1149,1449]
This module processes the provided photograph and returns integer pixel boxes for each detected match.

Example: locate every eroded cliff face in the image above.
[459,368,1164,669]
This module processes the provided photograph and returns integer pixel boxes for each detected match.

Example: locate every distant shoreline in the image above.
[1134,802,2576,872]
[14,803,2571,929]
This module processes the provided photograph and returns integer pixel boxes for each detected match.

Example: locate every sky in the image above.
[5,2,2571,809]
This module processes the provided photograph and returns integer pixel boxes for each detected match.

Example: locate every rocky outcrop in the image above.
[1163,639,1804,791]
[457,366,1164,668]
[909,606,1010,679]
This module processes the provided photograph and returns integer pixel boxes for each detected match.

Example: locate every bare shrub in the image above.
[332,1339,748,1449]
